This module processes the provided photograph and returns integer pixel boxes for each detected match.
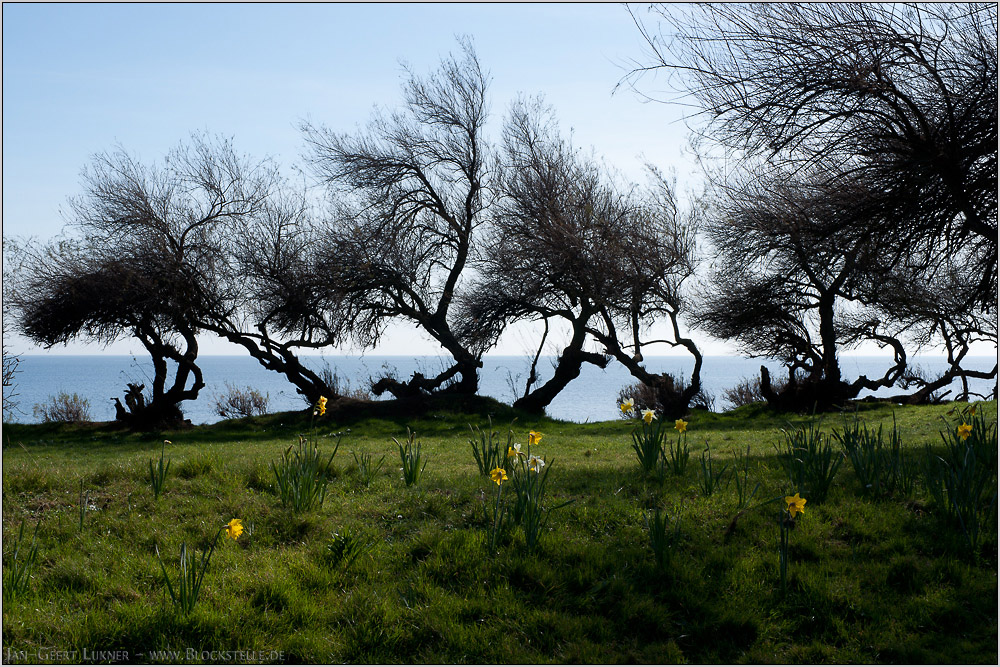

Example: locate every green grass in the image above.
[2,397,996,664]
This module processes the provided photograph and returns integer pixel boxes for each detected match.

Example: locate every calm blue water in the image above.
[4,354,996,425]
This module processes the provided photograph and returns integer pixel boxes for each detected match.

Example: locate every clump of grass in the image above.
[149,439,171,500]
[352,450,386,487]
[272,435,339,512]
[698,446,730,496]
[3,519,40,601]
[176,454,214,480]
[246,461,272,492]
[394,429,427,487]
[833,415,916,497]
[325,529,375,573]
[731,445,760,511]
[645,507,681,569]
[469,417,514,477]
[923,408,998,554]
[776,419,842,503]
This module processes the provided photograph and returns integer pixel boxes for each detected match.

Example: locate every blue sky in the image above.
[4,2,716,357]
[3,2,694,240]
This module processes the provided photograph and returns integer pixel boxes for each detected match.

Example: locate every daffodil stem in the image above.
[489,482,504,553]
[157,527,225,615]
[779,508,789,595]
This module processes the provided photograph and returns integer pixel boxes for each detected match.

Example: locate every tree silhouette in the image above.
[8,136,275,426]
[465,98,703,416]
[302,39,490,398]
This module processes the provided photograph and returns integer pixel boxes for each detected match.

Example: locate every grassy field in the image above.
[2,397,997,664]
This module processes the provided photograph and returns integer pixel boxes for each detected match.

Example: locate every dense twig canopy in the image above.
[462,97,702,414]
[695,170,912,407]
[301,39,491,395]
[627,3,998,309]
[8,135,278,424]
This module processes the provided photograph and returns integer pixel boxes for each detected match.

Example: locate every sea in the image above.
[3,354,996,425]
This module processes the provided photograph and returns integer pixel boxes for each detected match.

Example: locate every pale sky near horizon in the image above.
[2,3,991,360]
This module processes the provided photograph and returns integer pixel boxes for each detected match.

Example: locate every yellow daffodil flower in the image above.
[528,431,542,446]
[225,518,244,540]
[642,409,656,424]
[620,398,635,413]
[674,418,688,433]
[968,405,977,417]
[957,423,972,441]
[490,467,508,485]
[784,493,806,518]
[508,443,523,460]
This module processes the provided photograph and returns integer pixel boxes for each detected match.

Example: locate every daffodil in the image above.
[225,518,243,541]
[508,443,523,460]
[490,467,508,485]
[527,454,545,473]
[784,493,806,518]
[528,431,542,446]
[620,398,635,413]
[314,396,328,416]
[957,423,972,440]
[674,418,687,433]
[642,409,656,424]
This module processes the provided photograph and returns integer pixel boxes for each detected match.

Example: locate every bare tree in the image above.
[465,98,703,417]
[582,170,704,419]
[196,187,358,405]
[460,98,612,413]
[849,258,998,403]
[301,39,490,398]
[695,171,911,411]
[7,135,276,427]
[2,250,22,421]
[1,345,19,421]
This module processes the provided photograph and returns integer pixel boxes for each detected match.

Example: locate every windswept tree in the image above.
[627,3,998,391]
[301,39,491,398]
[1,341,19,421]
[582,171,703,419]
[7,135,276,427]
[464,98,703,417]
[696,172,910,411]
[196,188,359,405]
[460,98,614,413]
[2,250,23,421]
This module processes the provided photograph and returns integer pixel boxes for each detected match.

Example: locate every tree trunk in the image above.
[513,322,609,413]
